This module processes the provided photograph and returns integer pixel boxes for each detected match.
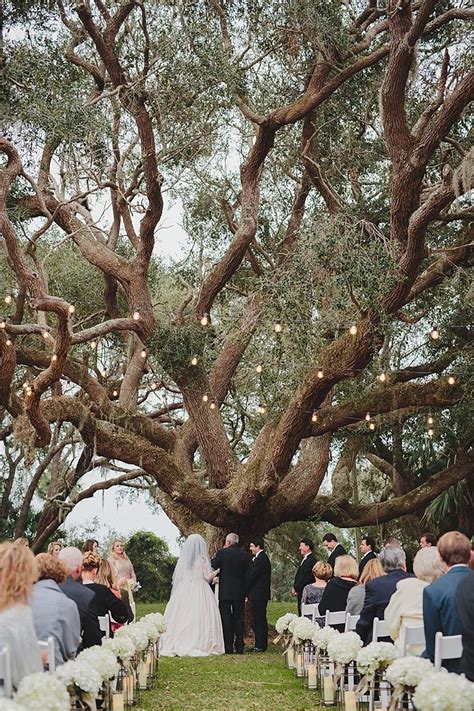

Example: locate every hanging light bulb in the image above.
[4,294,12,305]
[365,413,371,422]
[51,354,58,363]
[132,310,140,321]
[369,422,376,431]
[311,412,317,423]
[200,313,209,326]
[112,389,118,397]
[274,321,282,333]
[430,326,440,340]
[5,339,12,346]
[378,372,387,383]
[427,415,434,426]
[25,386,32,396]
[42,330,48,339]
[140,349,147,358]
[427,428,434,438]
[150,382,157,390]
[68,304,75,315]
[317,369,324,379]
[191,356,198,366]
[90,340,97,350]
[0,320,5,329]
[209,402,216,410]
[257,404,266,415]
[349,324,357,336]
[448,376,455,385]
[255,364,263,374]
[202,394,209,403]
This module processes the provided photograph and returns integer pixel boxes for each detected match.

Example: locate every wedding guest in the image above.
[96,558,134,632]
[107,540,136,588]
[301,561,332,608]
[419,532,437,548]
[292,538,316,615]
[14,537,29,547]
[81,552,129,634]
[356,545,411,644]
[346,558,385,616]
[31,553,81,666]
[322,533,346,571]
[456,569,474,681]
[82,539,99,554]
[212,533,249,654]
[385,546,444,654]
[384,536,414,574]
[246,537,271,652]
[47,541,62,557]
[0,541,43,688]
[59,547,102,650]
[359,535,377,575]
[319,555,358,629]
[422,531,471,672]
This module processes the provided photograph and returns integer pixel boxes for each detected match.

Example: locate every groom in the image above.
[212,532,250,654]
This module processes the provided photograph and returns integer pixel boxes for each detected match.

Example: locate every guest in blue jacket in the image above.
[422,530,471,672]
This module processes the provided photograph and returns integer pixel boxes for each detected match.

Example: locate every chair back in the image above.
[344,613,360,632]
[325,610,346,627]
[99,614,110,639]
[0,645,12,698]
[38,636,56,673]
[434,632,463,671]
[372,617,390,641]
[301,603,319,623]
[399,623,425,655]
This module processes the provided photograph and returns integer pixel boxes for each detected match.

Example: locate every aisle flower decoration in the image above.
[55,657,103,705]
[356,641,399,695]
[77,645,120,681]
[312,625,340,651]
[103,634,136,664]
[412,670,474,711]
[292,617,319,645]
[385,656,434,710]
[327,632,363,665]
[13,673,69,711]
[275,613,299,636]
[142,611,166,634]
[115,622,149,652]
[0,700,26,710]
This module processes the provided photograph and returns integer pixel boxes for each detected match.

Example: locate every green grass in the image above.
[135,601,325,710]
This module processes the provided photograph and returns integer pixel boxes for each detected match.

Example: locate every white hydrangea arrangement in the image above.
[103,634,136,663]
[0,700,26,710]
[55,658,103,695]
[412,671,474,711]
[327,631,363,665]
[292,617,319,644]
[13,673,70,711]
[312,625,340,651]
[356,641,399,678]
[385,656,434,690]
[275,613,299,635]
[115,623,149,652]
[76,646,119,681]
[142,612,166,634]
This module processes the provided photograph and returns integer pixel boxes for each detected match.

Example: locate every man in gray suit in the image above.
[59,547,102,650]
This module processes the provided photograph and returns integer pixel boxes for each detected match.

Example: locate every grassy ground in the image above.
[135,601,325,710]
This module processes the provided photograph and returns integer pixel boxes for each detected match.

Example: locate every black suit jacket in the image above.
[246,551,271,601]
[60,576,102,649]
[327,544,346,572]
[293,553,316,595]
[211,545,250,601]
[85,583,131,624]
[456,570,474,681]
[356,568,412,644]
[359,551,377,576]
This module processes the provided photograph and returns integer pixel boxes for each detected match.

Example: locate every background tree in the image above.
[125,531,176,602]
[0,0,472,551]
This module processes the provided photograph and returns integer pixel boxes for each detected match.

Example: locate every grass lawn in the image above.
[135,601,326,710]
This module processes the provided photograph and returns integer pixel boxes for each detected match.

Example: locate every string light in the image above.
[90,340,97,349]
[200,313,209,326]
[191,356,198,366]
[427,415,434,425]
[255,364,263,374]
[369,422,376,431]
[51,354,58,363]
[274,321,282,333]
[150,382,157,390]
[132,310,140,321]
[427,428,434,438]
[317,369,324,379]
[25,387,32,396]
[4,295,12,305]
[68,305,75,315]
[430,326,440,340]
[0,321,5,329]
[202,394,209,402]
[209,402,216,410]
[42,331,48,339]
[112,389,118,397]
[349,324,357,336]
[22,382,28,390]
[256,404,266,415]
[378,372,387,383]
[140,349,147,358]
[5,339,12,346]
[448,376,455,385]
[365,413,371,422]
[311,412,317,423]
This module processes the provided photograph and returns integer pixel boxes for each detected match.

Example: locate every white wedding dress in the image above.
[160,534,225,657]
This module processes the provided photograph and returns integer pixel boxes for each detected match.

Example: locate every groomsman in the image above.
[247,537,271,652]
[322,533,346,571]
[292,538,316,614]
[212,533,249,654]
[359,535,377,575]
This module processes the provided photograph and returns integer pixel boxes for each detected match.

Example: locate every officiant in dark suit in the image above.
[322,533,346,571]
[211,532,250,654]
[246,537,271,652]
[292,538,316,614]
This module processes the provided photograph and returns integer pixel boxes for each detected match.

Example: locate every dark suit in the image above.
[246,550,271,651]
[456,570,474,680]
[356,568,412,644]
[423,565,470,672]
[293,553,316,614]
[212,545,250,654]
[84,583,131,632]
[359,550,377,576]
[327,543,346,572]
[60,576,102,649]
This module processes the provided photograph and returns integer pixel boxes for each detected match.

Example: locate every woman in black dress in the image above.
[318,555,358,630]
[81,552,129,635]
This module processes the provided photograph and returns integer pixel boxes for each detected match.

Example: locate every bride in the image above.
[160,533,224,656]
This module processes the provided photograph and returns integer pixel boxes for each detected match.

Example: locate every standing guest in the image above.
[385,546,444,654]
[359,536,377,576]
[82,539,99,555]
[422,531,471,672]
[14,537,29,548]
[81,552,129,634]
[47,541,62,557]
[59,547,102,650]
[318,555,358,629]
[211,533,250,654]
[0,541,43,688]
[322,533,346,571]
[246,537,271,652]
[31,554,81,667]
[292,538,316,615]
[302,561,333,608]
[107,540,137,589]
[356,546,411,644]
[385,536,414,574]
[419,532,437,548]
[96,559,134,631]
[346,558,385,616]
[456,569,474,681]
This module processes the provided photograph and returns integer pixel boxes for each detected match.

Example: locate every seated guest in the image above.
[422,531,471,672]
[59,547,102,650]
[359,535,377,575]
[0,541,43,688]
[456,569,474,681]
[319,555,358,629]
[385,546,444,654]
[31,554,81,667]
[384,536,414,573]
[419,532,437,548]
[322,533,346,571]
[81,552,129,633]
[356,545,411,644]
[302,561,332,609]
[97,558,134,632]
[47,541,62,557]
[346,558,385,616]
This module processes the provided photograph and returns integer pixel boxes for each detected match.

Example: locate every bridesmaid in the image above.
[107,540,136,589]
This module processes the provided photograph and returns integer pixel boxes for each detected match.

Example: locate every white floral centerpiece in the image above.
[13,674,69,711]
[312,625,340,651]
[327,631,363,686]
[55,657,103,704]
[103,634,136,664]
[356,641,399,695]
[412,670,474,711]
[274,613,299,645]
[77,645,119,681]
[292,617,319,645]
[115,622,149,653]
[0,700,26,710]
[385,656,434,710]
[141,612,166,635]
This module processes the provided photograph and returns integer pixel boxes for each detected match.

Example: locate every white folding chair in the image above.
[38,636,56,673]
[325,610,346,628]
[99,614,110,640]
[372,616,390,641]
[0,645,13,698]
[434,632,463,670]
[344,613,360,632]
[301,603,319,623]
[399,623,425,655]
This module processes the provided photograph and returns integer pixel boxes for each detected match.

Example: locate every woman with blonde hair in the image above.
[301,560,332,607]
[107,540,136,589]
[97,558,134,630]
[81,552,129,633]
[319,555,359,629]
[346,557,385,615]
[47,541,62,557]
[0,541,43,688]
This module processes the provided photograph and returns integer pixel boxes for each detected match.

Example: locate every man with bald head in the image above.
[212,533,250,654]
[59,546,101,650]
